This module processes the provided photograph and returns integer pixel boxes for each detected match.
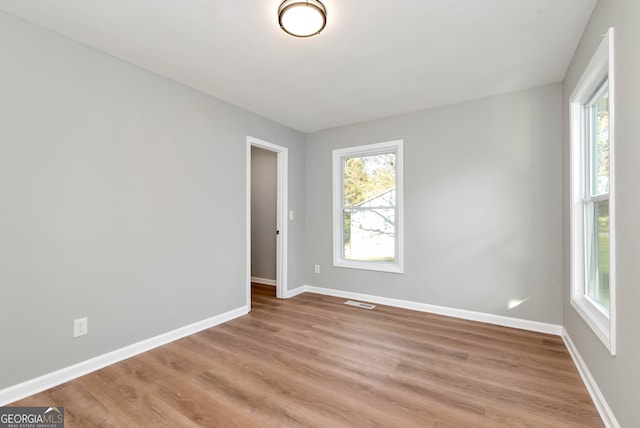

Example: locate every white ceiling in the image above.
[0,0,596,133]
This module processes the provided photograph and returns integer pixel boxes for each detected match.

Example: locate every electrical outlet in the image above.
[74,317,88,337]
[314,264,320,274]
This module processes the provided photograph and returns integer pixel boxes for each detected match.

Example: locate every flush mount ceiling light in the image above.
[278,0,327,38]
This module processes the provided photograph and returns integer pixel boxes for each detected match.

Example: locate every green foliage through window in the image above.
[343,153,395,206]
[342,152,396,262]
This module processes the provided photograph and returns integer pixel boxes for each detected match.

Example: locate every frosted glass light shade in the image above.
[278,0,327,38]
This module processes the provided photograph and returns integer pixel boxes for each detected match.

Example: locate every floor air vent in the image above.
[344,300,376,310]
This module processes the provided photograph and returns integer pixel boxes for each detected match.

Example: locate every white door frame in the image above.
[246,136,288,309]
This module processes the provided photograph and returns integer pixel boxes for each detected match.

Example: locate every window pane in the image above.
[343,153,395,207]
[586,200,610,311]
[343,208,395,262]
[590,85,609,196]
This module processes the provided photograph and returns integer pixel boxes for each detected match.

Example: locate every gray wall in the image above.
[0,11,305,389]
[305,84,563,325]
[251,147,277,281]
[562,0,640,425]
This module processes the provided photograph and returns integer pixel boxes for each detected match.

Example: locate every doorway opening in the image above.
[246,136,288,310]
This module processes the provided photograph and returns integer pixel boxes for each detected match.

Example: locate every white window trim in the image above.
[569,28,616,355]
[332,140,404,274]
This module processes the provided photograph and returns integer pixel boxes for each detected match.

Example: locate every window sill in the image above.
[570,295,615,355]
[334,259,404,274]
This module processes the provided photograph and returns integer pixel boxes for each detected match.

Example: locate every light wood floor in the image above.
[12,283,603,427]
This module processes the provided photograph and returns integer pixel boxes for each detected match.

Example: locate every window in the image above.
[333,140,403,273]
[584,83,610,309]
[569,28,616,355]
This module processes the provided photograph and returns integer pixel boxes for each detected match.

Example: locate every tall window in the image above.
[333,140,404,273]
[569,28,616,354]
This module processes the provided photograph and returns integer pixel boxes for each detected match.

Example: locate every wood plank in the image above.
[9,283,603,427]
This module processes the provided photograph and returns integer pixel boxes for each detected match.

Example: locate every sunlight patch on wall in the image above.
[508,297,530,310]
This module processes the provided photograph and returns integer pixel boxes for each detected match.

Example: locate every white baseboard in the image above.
[562,329,620,428]
[286,286,306,298]
[0,306,248,406]
[251,277,276,286]
[5,285,615,427]
[302,285,563,336]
